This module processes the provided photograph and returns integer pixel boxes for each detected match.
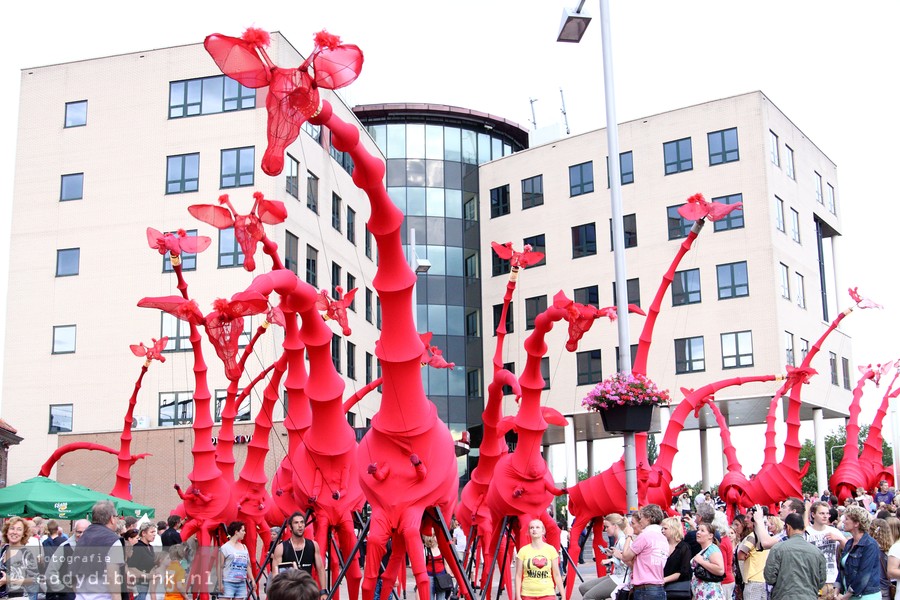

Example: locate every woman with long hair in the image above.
[838,506,881,600]
[515,519,564,600]
[871,518,894,600]
[731,514,750,600]
[713,513,735,600]
[885,517,900,599]
[424,534,454,600]
[691,522,725,600]
[578,514,628,600]
[0,517,39,599]
[661,517,691,600]
[218,521,252,600]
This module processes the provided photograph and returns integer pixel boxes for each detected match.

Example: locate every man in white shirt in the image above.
[804,501,844,587]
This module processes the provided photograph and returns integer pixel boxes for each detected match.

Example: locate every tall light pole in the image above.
[409,228,431,332]
[558,0,638,512]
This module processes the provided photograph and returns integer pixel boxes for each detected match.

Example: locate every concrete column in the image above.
[659,405,671,439]
[586,439,594,476]
[543,443,550,462]
[813,408,828,493]
[699,427,710,490]
[565,416,577,489]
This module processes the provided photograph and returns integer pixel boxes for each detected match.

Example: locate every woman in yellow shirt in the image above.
[515,520,565,600]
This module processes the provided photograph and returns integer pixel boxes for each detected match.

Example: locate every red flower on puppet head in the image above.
[315,286,358,336]
[848,287,883,309]
[419,332,456,370]
[130,337,169,364]
[677,193,743,222]
[188,192,287,272]
[784,365,818,386]
[491,241,544,270]
[145,227,212,259]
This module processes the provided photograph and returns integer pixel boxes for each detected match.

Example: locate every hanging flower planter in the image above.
[582,372,670,433]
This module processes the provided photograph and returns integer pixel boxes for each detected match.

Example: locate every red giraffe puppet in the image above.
[858,368,900,490]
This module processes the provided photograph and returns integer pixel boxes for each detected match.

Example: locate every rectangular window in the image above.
[159,391,193,426]
[712,193,744,232]
[612,278,641,308]
[464,252,479,283]
[346,274,356,311]
[664,137,693,174]
[785,145,795,179]
[220,147,255,188]
[525,295,547,330]
[674,336,705,373]
[522,234,546,267]
[619,151,634,185]
[166,153,200,194]
[214,389,250,423]
[790,208,801,243]
[347,207,356,245]
[347,341,356,380]
[569,161,594,196]
[769,130,780,166]
[161,312,191,352]
[541,357,551,390]
[490,184,511,218]
[574,285,599,309]
[492,252,510,277]
[332,193,342,232]
[785,331,795,366]
[667,205,691,240]
[826,183,836,214]
[305,245,318,287]
[492,303,514,335]
[708,128,739,165]
[572,223,597,258]
[779,263,791,299]
[815,172,824,204]
[218,227,245,268]
[774,196,785,232]
[285,231,299,274]
[168,76,255,118]
[56,248,80,277]
[286,155,299,198]
[307,171,319,213]
[610,214,638,249]
[672,268,701,306]
[522,175,544,209]
[716,262,749,299]
[376,297,382,329]
[331,262,342,299]
[795,272,806,308]
[465,310,480,337]
[829,352,838,385]
[303,122,322,143]
[501,362,517,396]
[576,350,602,385]
[64,100,87,128]
[332,334,341,373]
[841,357,851,390]
[60,173,84,201]
[467,369,482,399]
[365,227,373,260]
[721,330,753,369]
[800,338,810,361]
[52,325,76,354]
[49,404,73,433]
[366,352,373,384]
[365,288,374,323]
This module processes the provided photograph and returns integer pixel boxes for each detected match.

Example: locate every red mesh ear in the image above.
[205,314,245,381]
[204,34,271,88]
[188,204,235,229]
[313,45,364,90]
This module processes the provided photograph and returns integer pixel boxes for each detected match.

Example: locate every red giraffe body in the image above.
[858,370,899,489]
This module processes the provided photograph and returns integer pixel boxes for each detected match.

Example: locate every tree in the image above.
[647,433,658,466]
[800,424,893,495]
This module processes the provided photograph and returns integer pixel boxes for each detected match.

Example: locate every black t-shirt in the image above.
[280,539,316,575]
[161,528,182,547]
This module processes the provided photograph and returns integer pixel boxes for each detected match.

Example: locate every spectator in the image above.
[838,506,880,600]
[621,505,668,600]
[515,519,564,600]
[70,500,127,600]
[161,515,183,547]
[752,498,803,549]
[660,516,691,594]
[738,510,769,600]
[580,514,628,600]
[870,518,893,600]
[267,568,320,600]
[875,482,895,508]
[763,513,825,600]
[713,512,735,600]
[805,500,845,594]
[690,522,725,600]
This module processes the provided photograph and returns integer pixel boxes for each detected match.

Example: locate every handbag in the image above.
[427,550,454,592]
[665,580,692,600]
[693,547,724,583]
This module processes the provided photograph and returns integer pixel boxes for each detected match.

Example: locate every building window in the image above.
[708,128,739,165]
[52,325,76,354]
[307,171,319,213]
[785,331,795,366]
[815,172,824,204]
[329,138,354,174]
[365,227,373,260]
[464,197,479,227]
[540,357,551,390]
[610,214,638,249]
[674,336,705,373]
[572,223,597,258]
[789,208,801,243]
[616,344,640,373]
[619,151,635,185]
[522,175,544,209]
[166,153,200,194]
[332,334,341,373]
[161,312,190,352]
[306,245,318,287]
[612,278,641,308]
[672,269,701,306]
[841,357,851,390]
[501,362,516,395]
[712,194,744,232]
[829,352,838,385]
[769,131,780,166]
[722,330,753,369]
[663,137,693,174]
[366,352,374,384]
[56,248,80,277]
[464,252,479,284]
[774,196,785,232]
[218,227,244,268]
[331,262,342,299]
[467,369,482,399]
[286,155,299,198]
[490,184,510,218]
[525,295,547,330]
[60,173,84,201]
[49,404,73,433]
[285,231,299,274]
[65,100,88,127]
[376,297,382,329]
[569,161,594,196]
[799,338,809,361]
[492,252,510,277]
[303,121,322,142]
[159,391,193,426]
[667,205,691,240]
[214,389,250,423]
[785,145,795,179]
[168,76,255,118]
[347,342,356,380]
[346,274,356,311]
[576,350,602,385]
[220,147,255,188]
[347,207,356,245]
[462,310,479,338]
[365,288,373,323]
[779,263,791,299]
[493,303,514,335]
[826,183,836,214]
[716,262,749,299]
[523,234,546,267]
[795,272,806,308]
[574,285,599,308]
[332,193,342,232]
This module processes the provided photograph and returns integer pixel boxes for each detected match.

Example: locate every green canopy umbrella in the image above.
[68,483,155,518]
[0,476,108,519]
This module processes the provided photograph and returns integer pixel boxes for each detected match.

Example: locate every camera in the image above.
[748,506,769,517]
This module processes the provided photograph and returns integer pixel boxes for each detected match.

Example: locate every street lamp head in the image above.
[557,8,592,43]
[415,258,432,275]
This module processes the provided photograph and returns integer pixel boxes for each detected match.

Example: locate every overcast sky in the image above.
[1,0,897,485]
